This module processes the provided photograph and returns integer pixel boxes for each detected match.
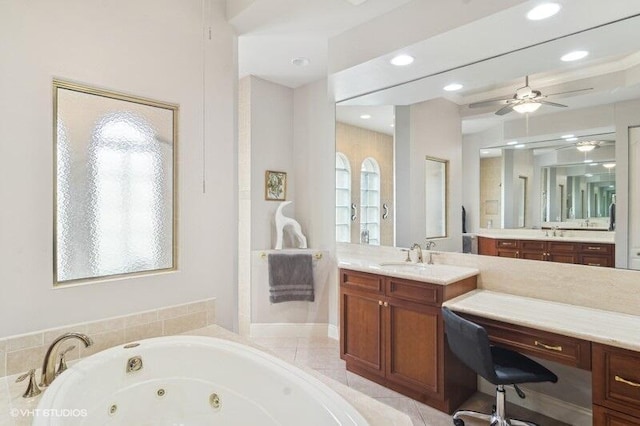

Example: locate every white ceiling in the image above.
[229,0,414,88]
[229,0,640,142]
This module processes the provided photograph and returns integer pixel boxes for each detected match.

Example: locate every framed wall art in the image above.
[265,170,287,201]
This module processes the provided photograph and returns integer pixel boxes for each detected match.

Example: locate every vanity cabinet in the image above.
[340,268,477,413]
[593,343,640,425]
[478,237,614,267]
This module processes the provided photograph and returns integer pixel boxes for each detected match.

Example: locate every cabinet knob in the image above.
[383,301,389,307]
[378,300,383,306]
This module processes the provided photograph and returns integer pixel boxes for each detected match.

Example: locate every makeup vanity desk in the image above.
[444,290,640,425]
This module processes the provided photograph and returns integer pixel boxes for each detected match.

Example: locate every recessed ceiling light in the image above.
[584,159,594,163]
[291,57,310,67]
[561,50,589,62]
[481,150,490,154]
[585,173,594,177]
[344,0,368,5]
[566,137,578,142]
[443,83,463,92]
[507,141,519,145]
[561,134,575,139]
[360,114,371,119]
[527,3,561,20]
[515,144,525,149]
[589,163,599,166]
[603,163,616,169]
[390,54,414,66]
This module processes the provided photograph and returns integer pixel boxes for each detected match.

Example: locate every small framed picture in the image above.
[265,170,287,201]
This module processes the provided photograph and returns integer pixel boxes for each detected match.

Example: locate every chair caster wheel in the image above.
[453,419,465,426]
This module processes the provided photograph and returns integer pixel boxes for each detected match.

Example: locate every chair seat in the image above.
[491,346,558,385]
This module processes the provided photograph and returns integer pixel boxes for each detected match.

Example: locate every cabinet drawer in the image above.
[593,404,640,426]
[520,240,545,251]
[593,344,640,418]
[580,243,613,254]
[340,269,383,293]
[386,277,439,306]
[581,254,613,268]
[547,241,577,253]
[496,239,519,249]
[463,315,591,370]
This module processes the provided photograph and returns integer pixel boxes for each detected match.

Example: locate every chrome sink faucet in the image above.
[410,243,423,263]
[425,240,437,264]
[40,332,93,387]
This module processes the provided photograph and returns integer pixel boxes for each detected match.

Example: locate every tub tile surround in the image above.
[0,298,217,379]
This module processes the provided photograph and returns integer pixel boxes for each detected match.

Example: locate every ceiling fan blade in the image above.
[495,104,515,116]
[545,87,593,98]
[468,98,512,108]
[538,100,568,108]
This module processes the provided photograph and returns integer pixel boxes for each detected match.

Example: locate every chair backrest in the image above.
[442,307,497,383]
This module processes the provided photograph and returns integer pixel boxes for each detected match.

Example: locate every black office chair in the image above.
[442,307,558,426]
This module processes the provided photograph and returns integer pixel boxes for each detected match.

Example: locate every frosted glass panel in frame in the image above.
[425,157,448,239]
[54,81,177,284]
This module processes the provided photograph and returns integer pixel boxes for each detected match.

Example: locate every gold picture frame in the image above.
[265,170,287,201]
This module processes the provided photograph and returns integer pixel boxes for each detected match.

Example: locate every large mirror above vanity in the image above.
[334,12,640,270]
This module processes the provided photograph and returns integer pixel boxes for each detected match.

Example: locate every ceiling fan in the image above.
[468,76,592,116]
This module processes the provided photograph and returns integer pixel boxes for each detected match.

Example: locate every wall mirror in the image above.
[425,156,448,239]
[54,80,177,284]
[333,13,640,270]
[479,131,616,230]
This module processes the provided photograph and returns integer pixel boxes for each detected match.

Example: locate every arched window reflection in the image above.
[335,152,351,242]
[360,157,380,245]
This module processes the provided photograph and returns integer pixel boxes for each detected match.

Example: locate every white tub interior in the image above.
[34,336,368,426]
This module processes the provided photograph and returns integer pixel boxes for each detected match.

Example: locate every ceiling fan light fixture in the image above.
[576,145,596,152]
[527,3,561,20]
[576,141,599,152]
[513,102,542,113]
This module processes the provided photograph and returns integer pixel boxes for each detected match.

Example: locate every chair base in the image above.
[451,385,538,426]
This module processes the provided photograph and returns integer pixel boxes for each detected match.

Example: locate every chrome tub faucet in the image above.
[40,332,93,387]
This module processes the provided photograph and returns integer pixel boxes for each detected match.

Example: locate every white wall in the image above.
[293,79,337,327]
[0,0,238,336]
[401,98,462,252]
[240,77,336,328]
[248,76,294,250]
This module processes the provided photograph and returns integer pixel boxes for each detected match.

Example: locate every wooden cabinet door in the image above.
[340,290,384,375]
[547,242,578,264]
[385,298,441,396]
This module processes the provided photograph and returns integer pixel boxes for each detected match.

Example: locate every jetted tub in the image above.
[34,335,369,426]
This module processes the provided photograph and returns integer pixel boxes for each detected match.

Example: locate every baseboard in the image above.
[250,323,337,338]
[478,379,593,425]
[327,324,339,340]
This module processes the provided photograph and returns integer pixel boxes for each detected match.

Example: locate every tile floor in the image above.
[249,335,569,426]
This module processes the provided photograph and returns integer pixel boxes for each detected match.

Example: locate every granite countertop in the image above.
[338,258,479,285]
[443,290,640,352]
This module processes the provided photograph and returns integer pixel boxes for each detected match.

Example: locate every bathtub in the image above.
[34,335,369,426]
